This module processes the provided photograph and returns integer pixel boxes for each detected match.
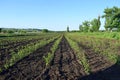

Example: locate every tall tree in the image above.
[82,21,90,32]
[0,28,2,33]
[79,24,83,31]
[90,16,101,32]
[111,11,120,31]
[67,26,69,32]
[102,6,120,31]
[98,16,101,30]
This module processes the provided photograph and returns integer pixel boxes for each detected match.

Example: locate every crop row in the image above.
[72,32,120,40]
[0,33,61,73]
[66,33,120,63]
[65,36,90,74]
[43,36,62,66]
[65,33,120,74]
[0,33,59,46]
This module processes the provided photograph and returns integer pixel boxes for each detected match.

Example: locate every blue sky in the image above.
[0,0,120,31]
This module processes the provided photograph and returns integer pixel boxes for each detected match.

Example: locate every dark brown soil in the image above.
[78,44,120,80]
[1,36,120,80]
[0,40,55,80]
[80,64,120,80]
[37,37,86,80]
[79,45,111,73]
[0,38,48,69]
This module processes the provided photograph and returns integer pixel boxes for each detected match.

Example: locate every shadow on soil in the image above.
[80,63,120,80]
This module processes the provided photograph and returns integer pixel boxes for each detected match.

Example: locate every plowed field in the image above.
[0,36,120,80]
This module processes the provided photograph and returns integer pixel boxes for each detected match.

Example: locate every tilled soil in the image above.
[0,38,43,66]
[0,40,55,80]
[81,46,111,73]
[0,36,119,80]
[78,44,120,80]
[38,37,86,80]
[81,64,120,80]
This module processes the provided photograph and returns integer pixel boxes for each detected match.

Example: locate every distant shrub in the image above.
[0,28,2,33]
[42,29,49,33]
[2,29,7,33]
[7,30,14,33]
[18,30,27,33]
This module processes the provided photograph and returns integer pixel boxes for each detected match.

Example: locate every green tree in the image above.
[82,21,90,32]
[90,16,101,32]
[79,25,83,32]
[2,29,7,33]
[18,30,27,33]
[98,16,101,30]
[7,30,14,33]
[67,26,69,32]
[102,6,120,31]
[0,28,2,33]
[111,11,120,31]
[91,19,98,31]
[42,29,49,33]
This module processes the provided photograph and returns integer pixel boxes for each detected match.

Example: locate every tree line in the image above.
[79,15,101,32]
[0,28,50,34]
[67,6,120,32]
